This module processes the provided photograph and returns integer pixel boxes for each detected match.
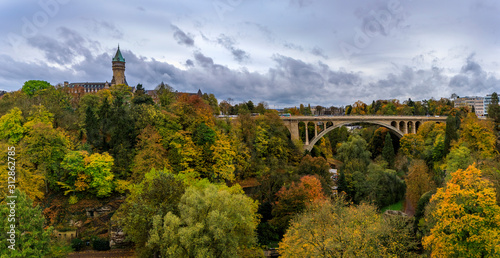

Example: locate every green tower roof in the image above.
[112,46,125,62]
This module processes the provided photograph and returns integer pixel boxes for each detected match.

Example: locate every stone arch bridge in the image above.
[281,116,447,152]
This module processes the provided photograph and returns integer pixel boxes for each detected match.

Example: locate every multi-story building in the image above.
[454,96,485,116]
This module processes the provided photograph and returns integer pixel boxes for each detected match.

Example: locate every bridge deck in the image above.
[280,115,447,122]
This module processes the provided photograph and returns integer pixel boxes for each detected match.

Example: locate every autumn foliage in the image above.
[271,175,326,234]
[423,164,500,257]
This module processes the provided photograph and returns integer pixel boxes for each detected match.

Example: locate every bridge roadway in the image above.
[280,115,447,151]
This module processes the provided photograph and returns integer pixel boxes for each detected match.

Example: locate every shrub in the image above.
[71,238,84,251]
[92,238,110,251]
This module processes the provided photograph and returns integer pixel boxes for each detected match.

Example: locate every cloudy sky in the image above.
[1,0,499,107]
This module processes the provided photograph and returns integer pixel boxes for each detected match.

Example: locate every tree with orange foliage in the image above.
[171,94,215,130]
[271,175,326,235]
[351,100,367,115]
[423,164,500,257]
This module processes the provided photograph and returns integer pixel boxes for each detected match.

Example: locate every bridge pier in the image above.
[305,122,309,145]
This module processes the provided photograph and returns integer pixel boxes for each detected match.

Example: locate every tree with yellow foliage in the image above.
[279,197,417,257]
[423,164,500,257]
[459,113,497,159]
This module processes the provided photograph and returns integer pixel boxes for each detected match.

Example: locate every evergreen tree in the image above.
[444,115,459,155]
[487,92,500,124]
[345,105,352,115]
[98,97,111,151]
[109,95,136,178]
[337,169,348,196]
[382,132,395,167]
[135,83,145,94]
[156,82,176,108]
[84,106,99,148]
[132,83,154,105]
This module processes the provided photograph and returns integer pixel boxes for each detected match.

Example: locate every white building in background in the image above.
[454,96,485,116]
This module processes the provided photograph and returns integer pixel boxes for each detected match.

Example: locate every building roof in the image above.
[112,46,125,62]
[68,82,109,88]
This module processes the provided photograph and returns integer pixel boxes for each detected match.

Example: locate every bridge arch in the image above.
[306,121,404,152]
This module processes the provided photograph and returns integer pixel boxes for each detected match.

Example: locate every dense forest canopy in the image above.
[0,81,499,257]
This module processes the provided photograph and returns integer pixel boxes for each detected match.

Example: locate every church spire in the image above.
[111,45,127,86]
[112,45,125,62]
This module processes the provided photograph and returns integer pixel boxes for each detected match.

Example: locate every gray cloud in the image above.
[2,0,500,108]
[217,34,250,63]
[290,0,315,8]
[283,42,304,51]
[310,47,328,59]
[172,25,194,47]
[185,59,194,67]
[2,43,500,108]
[449,54,500,94]
[26,27,97,65]
[27,36,74,64]
[194,52,215,68]
[367,65,451,102]
[88,19,123,39]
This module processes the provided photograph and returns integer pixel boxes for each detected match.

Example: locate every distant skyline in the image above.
[1,0,499,107]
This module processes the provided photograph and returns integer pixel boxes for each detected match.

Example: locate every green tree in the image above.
[423,165,500,257]
[345,105,352,115]
[97,97,111,151]
[85,152,115,197]
[336,135,371,198]
[109,95,136,178]
[202,93,220,114]
[399,134,425,160]
[59,151,115,198]
[84,105,100,148]
[326,126,349,154]
[487,92,500,124]
[445,145,474,175]
[156,82,177,108]
[21,80,51,96]
[115,169,186,257]
[0,107,25,144]
[382,132,395,167]
[337,135,371,173]
[146,183,260,258]
[444,115,459,154]
[193,122,216,146]
[21,120,71,195]
[368,127,389,158]
[355,163,405,208]
[132,84,155,105]
[0,189,52,257]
